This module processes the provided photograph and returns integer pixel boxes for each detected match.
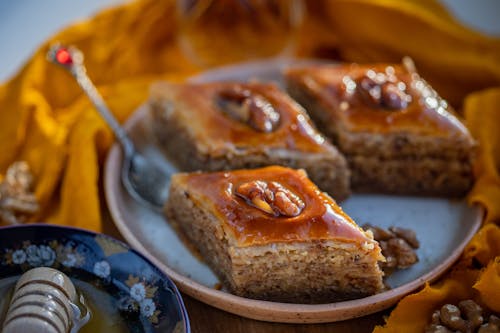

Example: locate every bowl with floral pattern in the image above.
[0,224,190,332]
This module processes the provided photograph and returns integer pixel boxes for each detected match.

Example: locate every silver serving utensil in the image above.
[47,44,170,210]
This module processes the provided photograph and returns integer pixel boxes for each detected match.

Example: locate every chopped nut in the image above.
[364,223,394,241]
[362,241,375,251]
[459,299,484,330]
[6,161,34,190]
[0,161,39,225]
[440,304,468,332]
[426,300,498,333]
[431,310,442,324]
[236,180,304,217]
[478,323,500,333]
[217,87,280,132]
[389,226,420,248]
[363,224,419,272]
[479,316,500,333]
[0,210,18,226]
[386,238,418,268]
[424,324,453,333]
[490,315,500,327]
[379,245,398,269]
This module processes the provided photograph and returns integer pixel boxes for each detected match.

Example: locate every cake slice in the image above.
[165,166,385,303]
[149,81,350,201]
[285,61,476,196]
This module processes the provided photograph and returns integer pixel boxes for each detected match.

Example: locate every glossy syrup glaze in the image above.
[178,166,371,247]
[150,81,330,155]
[287,63,471,138]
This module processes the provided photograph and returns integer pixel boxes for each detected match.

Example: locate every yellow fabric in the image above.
[373,85,500,331]
[373,269,480,333]
[0,0,196,229]
[0,0,499,329]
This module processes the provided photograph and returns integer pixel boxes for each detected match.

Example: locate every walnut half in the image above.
[235,180,305,217]
[0,161,39,225]
[217,86,280,132]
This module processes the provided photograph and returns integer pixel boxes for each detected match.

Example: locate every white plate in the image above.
[104,59,482,323]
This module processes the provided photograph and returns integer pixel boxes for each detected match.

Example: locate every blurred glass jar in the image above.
[177,0,304,67]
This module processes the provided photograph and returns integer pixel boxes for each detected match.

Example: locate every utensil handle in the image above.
[47,44,134,156]
[72,67,134,155]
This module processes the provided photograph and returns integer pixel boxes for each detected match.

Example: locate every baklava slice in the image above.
[285,62,476,196]
[149,81,350,200]
[165,166,385,303]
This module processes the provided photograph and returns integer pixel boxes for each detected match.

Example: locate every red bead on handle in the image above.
[47,44,83,69]
[55,47,73,65]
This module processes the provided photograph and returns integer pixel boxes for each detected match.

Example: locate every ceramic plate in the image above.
[104,59,482,323]
[0,224,190,332]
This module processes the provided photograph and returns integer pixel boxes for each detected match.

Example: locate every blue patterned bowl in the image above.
[0,224,190,332]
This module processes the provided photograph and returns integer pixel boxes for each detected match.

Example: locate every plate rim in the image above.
[104,104,483,324]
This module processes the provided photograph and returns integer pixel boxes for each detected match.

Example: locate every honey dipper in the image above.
[2,267,89,333]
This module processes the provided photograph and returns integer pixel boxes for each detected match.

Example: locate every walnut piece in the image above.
[460,300,484,330]
[479,315,500,333]
[440,304,469,332]
[363,224,419,273]
[426,300,499,333]
[389,226,420,248]
[217,87,280,132]
[366,223,394,241]
[235,180,305,217]
[386,238,418,268]
[0,161,39,225]
[356,71,411,110]
[489,315,500,327]
[425,324,453,333]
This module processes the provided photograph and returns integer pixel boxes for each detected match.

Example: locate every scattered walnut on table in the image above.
[235,180,305,217]
[481,315,500,333]
[363,224,419,273]
[425,324,453,333]
[425,299,500,333]
[0,161,39,225]
[440,304,470,332]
